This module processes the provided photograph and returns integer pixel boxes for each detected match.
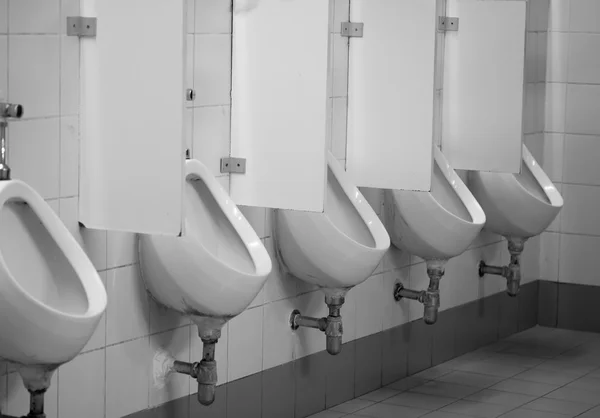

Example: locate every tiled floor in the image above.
[307,326,600,418]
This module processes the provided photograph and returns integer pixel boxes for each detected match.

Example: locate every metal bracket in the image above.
[67,16,97,37]
[220,157,246,174]
[341,22,364,38]
[438,16,459,32]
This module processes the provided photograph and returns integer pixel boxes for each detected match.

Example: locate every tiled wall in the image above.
[537,0,600,289]
[0,1,546,418]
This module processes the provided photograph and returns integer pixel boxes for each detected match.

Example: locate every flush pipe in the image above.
[0,102,24,181]
[393,260,445,325]
[173,329,219,406]
[479,238,525,297]
[290,295,344,355]
[0,390,48,418]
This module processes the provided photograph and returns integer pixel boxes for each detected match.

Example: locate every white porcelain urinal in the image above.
[384,146,486,261]
[0,180,107,391]
[275,151,390,297]
[469,144,563,239]
[383,147,485,324]
[139,159,272,338]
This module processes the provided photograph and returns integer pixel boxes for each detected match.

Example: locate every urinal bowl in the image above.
[384,147,486,262]
[0,180,107,392]
[274,151,390,298]
[139,159,272,339]
[469,144,563,240]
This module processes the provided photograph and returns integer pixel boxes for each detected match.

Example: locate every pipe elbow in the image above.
[196,360,218,406]
[324,316,343,355]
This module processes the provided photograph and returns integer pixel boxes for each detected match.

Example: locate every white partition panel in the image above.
[442,0,526,173]
[79,0,185,234]
[230,0,328,212]
[346,0,436,192]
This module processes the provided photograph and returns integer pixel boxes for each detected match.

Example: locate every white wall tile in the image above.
[341,285,356,342]
[0,36,7,96]
[8,35,59,118]
[192,105,230,177]
[195,0,231,34]
[537,32,548,82]
[331,36,349,97]
[149,327,191,407]
[382,269,410,330]
[60,116,79,197]
[227,306,263,381]
[239,205,266,239]
[186,34,194,99]
[530,0,550,32]
[80,227,107,271]
[546,32,569,82]
[59,349,105,418]
[9,118,60,199]
[60,0,79,34]
[561,184,600,235]
[193,35,231,106]
[81,271,107,353]
[546,182,563,232]
[331,97,347,160]
[60,35,79,115]
[107,231,138,268]
[263,238,297,303]
[525,33,538,83]
[570,0,600,32]
[522,234,541,283]
[106,265,149,345]
[563,134,600,184]
[566,84,600,135]
[559,233,600,285]
[8,0,60,34]
[354,274,384,339]
[5,371,58,418]
[545,82,567,132]
[149,296,189,335]
[568,33,600,83]
[333,0,349,33]
[106,338,150,418]
[263,298,295,370]
[540,232,560,282]
[0,1,6,33]
[542,133,564,182]
[549,0,570,31]
[186,0,195,34]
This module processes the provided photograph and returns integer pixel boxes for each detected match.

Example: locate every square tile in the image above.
[331,399,375,414]
[545,387,600,406]
[566,84,600,135]
[8,35,60,118]
[570,0,600,32]
[9,0,60,33]
[518,281,539,331]
[189,385,226,418]
[59,350,105,418]
[331,36,349,98]
[138,396,190,418]
[545,82,566,133]
[436,371,503,389]
[353,402,429,418]
[563,134,600,185]
[490,378,560,397]
[557,282,600,332]
[354,274,385,339]
[386,376,430,392]
[407,320,433,375]
[59,116,79,197]
[546,32,569,82]
[561,184,600,236]
[228,306,263,381]
[262,298,295,370]
[568,33,600,84]
[439,400,513,418]
[381,325,409,385]
[262,362,295,418]
[498,292,520,339]
[0,1,6,34]
[192,105,231,177]
[522,397,592,416]
[0,35,7,97]
[513,369,580,386]
[227,373,262,418]
[60,34,79,115]
[295,352,327,418]
[384,392,454,410]
[432,309,456,365]
[193,35,231,106]
[326,341,355,408]
[410,381,481,399]
[107,231,138,268]
[355,333,383,397]
[549,0,570,31]
[195,0,231,34]
[465,389,536,407]
[501,408,570,418]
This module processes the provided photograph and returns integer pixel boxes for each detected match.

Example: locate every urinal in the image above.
[139,158,271,406]
[384,146,486,324]
[275,151,390,354]
[0,105,107,417]
[469,144,563,296]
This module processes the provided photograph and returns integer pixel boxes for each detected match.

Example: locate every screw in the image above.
[186,89,196,101]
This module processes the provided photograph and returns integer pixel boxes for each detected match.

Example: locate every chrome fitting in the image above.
[393,263,444,325]
[0,103,24,181]
[0,103,24,119]
[290,295,345,355]
[479,238,525,297]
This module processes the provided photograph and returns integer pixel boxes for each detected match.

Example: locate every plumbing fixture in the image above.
[186,89,196,101]
[290,295,344,355]
[173,329,220,406]
[479,238,525,297]
[0,381,50,418]
[393,260,445,325]
[0,102,24,181]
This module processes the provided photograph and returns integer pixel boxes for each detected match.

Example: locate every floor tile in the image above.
[464,389,536,407]
[489,378,560,397]
[353,402,430,418]
[521,397,592,417]
[436,371,504,388]
[355,334,383,397]
[358,388,399,402]
[410,381,481,399]
[438,400,514,418]
[579,405,600,417]
[306,411,345,418]
[420,412,475,418]
[544,387,600,406]
[499,408,571,418]
[330,399,375,414]
[415,365,453,380]
[480,353,545,369]
[383,391,455,410]
[386,376,430,392]
[452,360,526,378]
[512,369,580,386]
[564,375,600,393]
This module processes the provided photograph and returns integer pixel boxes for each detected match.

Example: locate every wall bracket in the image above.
[220,157,246,174]
[341,22,364,38]
[67,16,97,37]
[438,16,459,32]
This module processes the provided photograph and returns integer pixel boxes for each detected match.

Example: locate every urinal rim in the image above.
[0,179,106,320]
[183,158,272,278]
[518,144,564,209]
[325,151,390,252]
